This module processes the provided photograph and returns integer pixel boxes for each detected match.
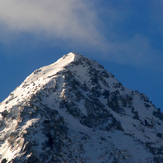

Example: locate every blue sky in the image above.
[0,0,163,110]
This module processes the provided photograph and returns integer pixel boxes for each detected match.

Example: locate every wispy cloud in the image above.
[0,0,162,69]
[0,0,103,45]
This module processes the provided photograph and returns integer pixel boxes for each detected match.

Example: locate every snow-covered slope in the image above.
[0,52,163,163]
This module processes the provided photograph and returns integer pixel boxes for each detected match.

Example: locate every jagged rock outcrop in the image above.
[0,52,163,163]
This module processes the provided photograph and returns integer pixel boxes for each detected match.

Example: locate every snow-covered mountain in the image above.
[0,52,163,163]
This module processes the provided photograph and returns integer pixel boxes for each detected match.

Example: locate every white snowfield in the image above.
[0,52,163,163]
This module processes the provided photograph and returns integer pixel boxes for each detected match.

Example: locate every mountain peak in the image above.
[0,52,163,163]
[23,52,90,85]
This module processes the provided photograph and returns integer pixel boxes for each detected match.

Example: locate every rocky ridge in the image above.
[0,52,163,163]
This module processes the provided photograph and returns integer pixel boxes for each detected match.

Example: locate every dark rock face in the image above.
[0,52,163,163]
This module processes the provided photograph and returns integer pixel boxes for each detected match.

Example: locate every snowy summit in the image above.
[0,52,163,163]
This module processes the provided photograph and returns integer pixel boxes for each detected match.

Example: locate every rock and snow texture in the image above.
[0,52,163,163]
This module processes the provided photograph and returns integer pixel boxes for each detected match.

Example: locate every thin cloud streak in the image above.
[103,34,162,69]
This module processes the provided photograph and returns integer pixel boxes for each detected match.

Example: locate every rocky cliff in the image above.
[0,52,163,163]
